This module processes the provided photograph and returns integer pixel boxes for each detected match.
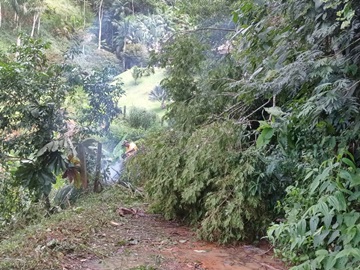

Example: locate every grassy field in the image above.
[113,68,167,117]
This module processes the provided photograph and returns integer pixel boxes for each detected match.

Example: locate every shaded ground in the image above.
[67,209,286,270]
[0,187,286,270]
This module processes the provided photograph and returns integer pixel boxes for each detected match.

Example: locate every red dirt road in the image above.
[79,214,286,270]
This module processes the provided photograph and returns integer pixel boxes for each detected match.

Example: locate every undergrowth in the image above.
[0,186,140,270]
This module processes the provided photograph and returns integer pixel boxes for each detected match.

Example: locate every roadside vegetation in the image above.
[0,186,142,269]
[0,0,360,270]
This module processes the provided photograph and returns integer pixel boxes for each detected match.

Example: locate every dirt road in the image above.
[70,211,286,270]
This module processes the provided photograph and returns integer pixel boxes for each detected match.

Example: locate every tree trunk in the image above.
[97,0,103,50]
[83,0,86,28]
[78,143,88,189]
[122,38,127,70]
[16,23,21,46]
[31,13,38,37]
[0,3,2,28]
[94,142,103,193]
[44,194,51,212]
[14,12,19,28]
[131,0,134,15]
[37,15,41,34]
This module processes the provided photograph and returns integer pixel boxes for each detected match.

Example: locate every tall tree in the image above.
[29,0,44,37]
[97,0,103,49]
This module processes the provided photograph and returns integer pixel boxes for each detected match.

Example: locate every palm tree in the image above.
[149,85,168,109]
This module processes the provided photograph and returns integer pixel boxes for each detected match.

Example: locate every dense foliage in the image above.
[0,37,124,223]
[1,0,360,269]
[126,0,360,268]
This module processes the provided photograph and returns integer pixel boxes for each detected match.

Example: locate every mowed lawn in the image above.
[113,68,167,116]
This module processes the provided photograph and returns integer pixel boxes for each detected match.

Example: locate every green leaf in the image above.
[344,212,360,227]
[297,219,307,235]
[257,120,271,130]
[232,11,239,23]
[315,249,329,264]
[334,191,347,211]
[339,170,352,181]
[310,175,321,194]
[318,201,330,216]
[256,127,274,148]
[349,191,360,201]
[323,255,336,270]
[341,158,356,170]
[264,106,285,117]
[327,192,346,212]
[343,226,357,245]
[304,170,314,181]
[310,215,319,233]
[334,248,360,260]
[327,230,340,245]
[349,173,360,187]
[352,225,360,246]
[323,212,333,229]
[314,230,329,247]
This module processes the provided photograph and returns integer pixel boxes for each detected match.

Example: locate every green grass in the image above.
[114,68,167,118]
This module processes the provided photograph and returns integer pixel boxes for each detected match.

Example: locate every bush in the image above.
[54,185,83,209]
[126,121,283,243]
[127,107,158,130]
[267,155,360,270]
[0,173,29,225]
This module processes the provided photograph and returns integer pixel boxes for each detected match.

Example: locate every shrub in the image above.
[126,121,283,243]
[267,155,360,270]
[127,107,158,130]
[0,173,29,225]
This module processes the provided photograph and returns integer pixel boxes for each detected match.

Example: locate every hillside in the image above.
[114,68,167,116]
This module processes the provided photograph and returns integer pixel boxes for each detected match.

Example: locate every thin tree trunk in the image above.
[122,38,127,70]
[97,0,103,50]
[37,15,41,34]
[83,0,86,28]
[78,143,88,189]
[131,0,134,15]
[0,3,2,28]
[273,95,276,107]
[16,23,21,46]
[31,13,38,37]
[14,13,19,28]
[15,23,21,58]
[44,194,51,212]
[94,142,103,193]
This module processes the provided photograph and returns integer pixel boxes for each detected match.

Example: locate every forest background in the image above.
[0,0,360,269]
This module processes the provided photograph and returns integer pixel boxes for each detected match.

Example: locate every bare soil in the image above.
[62,209,286,270]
